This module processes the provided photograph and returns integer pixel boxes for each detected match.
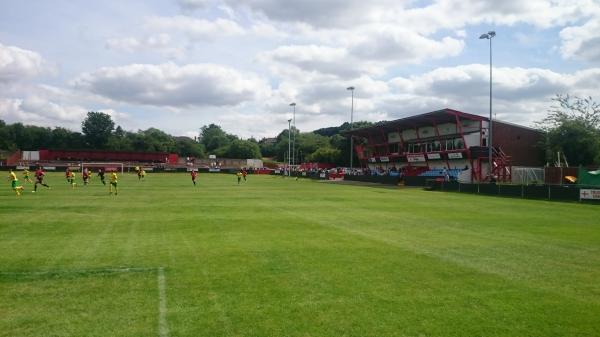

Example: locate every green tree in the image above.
[225,139,261,159]
[274,129,292,162]
[50,127,83,149]
[105,125,134,151]
[200,124,231,153]
[540,94,600,165]
[545,120,600,166]
[307,147,341,163]
[258,138,277,157]
[81,111,115,148]
[175,137,206,158]
[296,132,330,155]
[139,128,176,152]
[0,120,17,150]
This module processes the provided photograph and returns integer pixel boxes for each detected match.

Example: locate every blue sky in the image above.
[1,0,599,139]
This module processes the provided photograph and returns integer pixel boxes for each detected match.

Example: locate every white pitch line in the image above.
[157,267,169,337]
[0,267,156,276]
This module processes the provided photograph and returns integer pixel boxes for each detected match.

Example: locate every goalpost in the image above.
[79,162,125,174]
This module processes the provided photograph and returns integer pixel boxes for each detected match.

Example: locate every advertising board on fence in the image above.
[447,152,463,159]
[580,189,600,200]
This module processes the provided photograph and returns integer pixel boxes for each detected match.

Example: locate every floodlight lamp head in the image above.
[479,33,490,39]
[488,31,496,38]
[287,118,292,123]
[347,86,355,91]
[289,102,296,106]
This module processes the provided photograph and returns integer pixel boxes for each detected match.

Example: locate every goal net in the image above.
[512,166,544,185]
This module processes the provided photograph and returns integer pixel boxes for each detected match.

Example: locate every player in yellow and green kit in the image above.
[9,169,25,196]
[22,169,33,183]
[109,171,118,195]
[66,169,77,189]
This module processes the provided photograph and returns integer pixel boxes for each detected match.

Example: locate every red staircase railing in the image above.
[472,147,512,183]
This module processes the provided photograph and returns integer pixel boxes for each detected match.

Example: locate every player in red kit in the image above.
[191,170,198,186]
[33,167,51,192]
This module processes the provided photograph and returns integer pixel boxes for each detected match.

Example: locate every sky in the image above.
[0,0,599,139]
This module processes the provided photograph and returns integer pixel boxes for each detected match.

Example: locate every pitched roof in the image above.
[344,108,488,136]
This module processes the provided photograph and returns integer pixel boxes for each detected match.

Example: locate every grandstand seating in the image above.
[403,166,429,177]
[419,168,463,179]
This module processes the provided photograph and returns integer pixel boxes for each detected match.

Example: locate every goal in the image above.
[79,162,125,174]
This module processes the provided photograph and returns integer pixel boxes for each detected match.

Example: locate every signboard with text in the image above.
[447,152,463,159]
[580,189,600,200]
[407,154,426,163]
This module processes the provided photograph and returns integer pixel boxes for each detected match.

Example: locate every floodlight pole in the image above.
[347,86,355,170]
[288,118,292,177]
[290,103,296,167]
[480,31,495,180]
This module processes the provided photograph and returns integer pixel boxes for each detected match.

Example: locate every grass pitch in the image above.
[1,172,600,337]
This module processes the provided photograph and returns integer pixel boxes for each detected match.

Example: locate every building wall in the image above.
[492,121,544,166]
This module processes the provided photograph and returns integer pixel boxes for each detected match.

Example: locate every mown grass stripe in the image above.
[157,267,169,337]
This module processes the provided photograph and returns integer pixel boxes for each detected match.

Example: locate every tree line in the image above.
[0,111,372,164]
[1,95,598,166]
[0,112,205,157]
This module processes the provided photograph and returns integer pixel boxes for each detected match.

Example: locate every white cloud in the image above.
[176,0,210,11]
[223,0,404,28]
[348,26,464,62]
[0,96,86,129]
[105,34,185,58]
[3,1,600,138]
[0,43,46,83]
[260,45,384,79]
[260,28,464,79]
[106,34,170,52]
[72,62,271,107]
[560,18,600,62]
[222,0,595,33]
[146,16,245,40]
[384,64,600,125]
[0,84,129,129]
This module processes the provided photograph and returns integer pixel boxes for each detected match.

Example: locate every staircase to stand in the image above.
[492,147,511,182]
[472,147,512,182]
